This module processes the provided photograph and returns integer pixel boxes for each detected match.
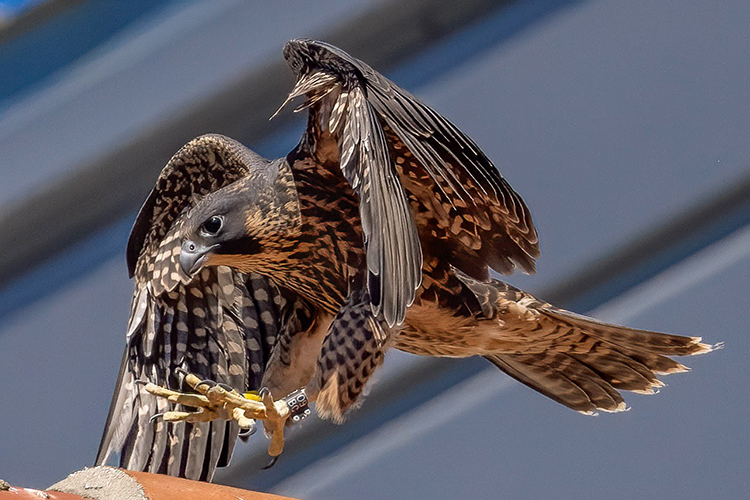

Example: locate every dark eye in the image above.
[201,215,223,236]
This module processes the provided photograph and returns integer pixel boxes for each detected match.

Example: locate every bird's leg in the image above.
[143,372,305,461]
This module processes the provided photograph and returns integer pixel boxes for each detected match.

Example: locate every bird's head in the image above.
[178,166,300,276]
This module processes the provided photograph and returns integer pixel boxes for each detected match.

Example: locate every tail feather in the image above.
[484,304,714,413]
[454,270,717,414]
[486,353,626,414]
[616,348,689,376]
[543,308,712,356]
[570,349,663,392]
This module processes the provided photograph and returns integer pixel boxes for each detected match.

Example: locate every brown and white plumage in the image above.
[175,128,712,425]
[103,39,714,477]
[174,41,712,426]
[280,39,539,326]
[454,269,710,415]
[96,136,285,480]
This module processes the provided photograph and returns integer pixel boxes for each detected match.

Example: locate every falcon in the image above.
[98,39,715,479]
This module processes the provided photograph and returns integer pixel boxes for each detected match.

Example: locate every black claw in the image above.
[262,455,280,469]
[175,367,189,377]
[134,380,149,386]
[217,383,235,392]
[258,387,271,399]
[149,413,164,424]
[195,379,218,391]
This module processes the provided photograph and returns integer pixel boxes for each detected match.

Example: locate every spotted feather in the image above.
[96,135,283,481]
[280,39,540,326]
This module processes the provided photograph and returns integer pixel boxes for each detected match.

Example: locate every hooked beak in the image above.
[180,240,219,276]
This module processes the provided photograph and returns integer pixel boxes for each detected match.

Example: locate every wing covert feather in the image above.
[281,39,539,325]
[97,135,282,480]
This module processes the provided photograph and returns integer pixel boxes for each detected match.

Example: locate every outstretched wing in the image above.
[96,134,282,480]
[280,39,539,327]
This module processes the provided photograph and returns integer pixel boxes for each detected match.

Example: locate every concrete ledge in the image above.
[1,467,297,500]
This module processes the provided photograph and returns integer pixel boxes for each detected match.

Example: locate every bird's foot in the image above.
[143,371,294,460]
[250,387,311,462]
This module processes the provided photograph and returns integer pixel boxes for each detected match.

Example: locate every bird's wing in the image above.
[96,134,282,480]
[279,39,539,326]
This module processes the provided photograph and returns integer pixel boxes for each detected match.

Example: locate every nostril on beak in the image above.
[180,240,219,276]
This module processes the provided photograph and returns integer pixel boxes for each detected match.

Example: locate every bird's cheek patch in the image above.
[204,253,231,267]
[206,253,256,274]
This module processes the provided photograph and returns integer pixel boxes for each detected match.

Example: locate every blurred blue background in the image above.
[0,1,748,499]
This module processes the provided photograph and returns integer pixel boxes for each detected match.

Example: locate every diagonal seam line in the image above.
[590,224,750,325]
[273,370,516,498]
